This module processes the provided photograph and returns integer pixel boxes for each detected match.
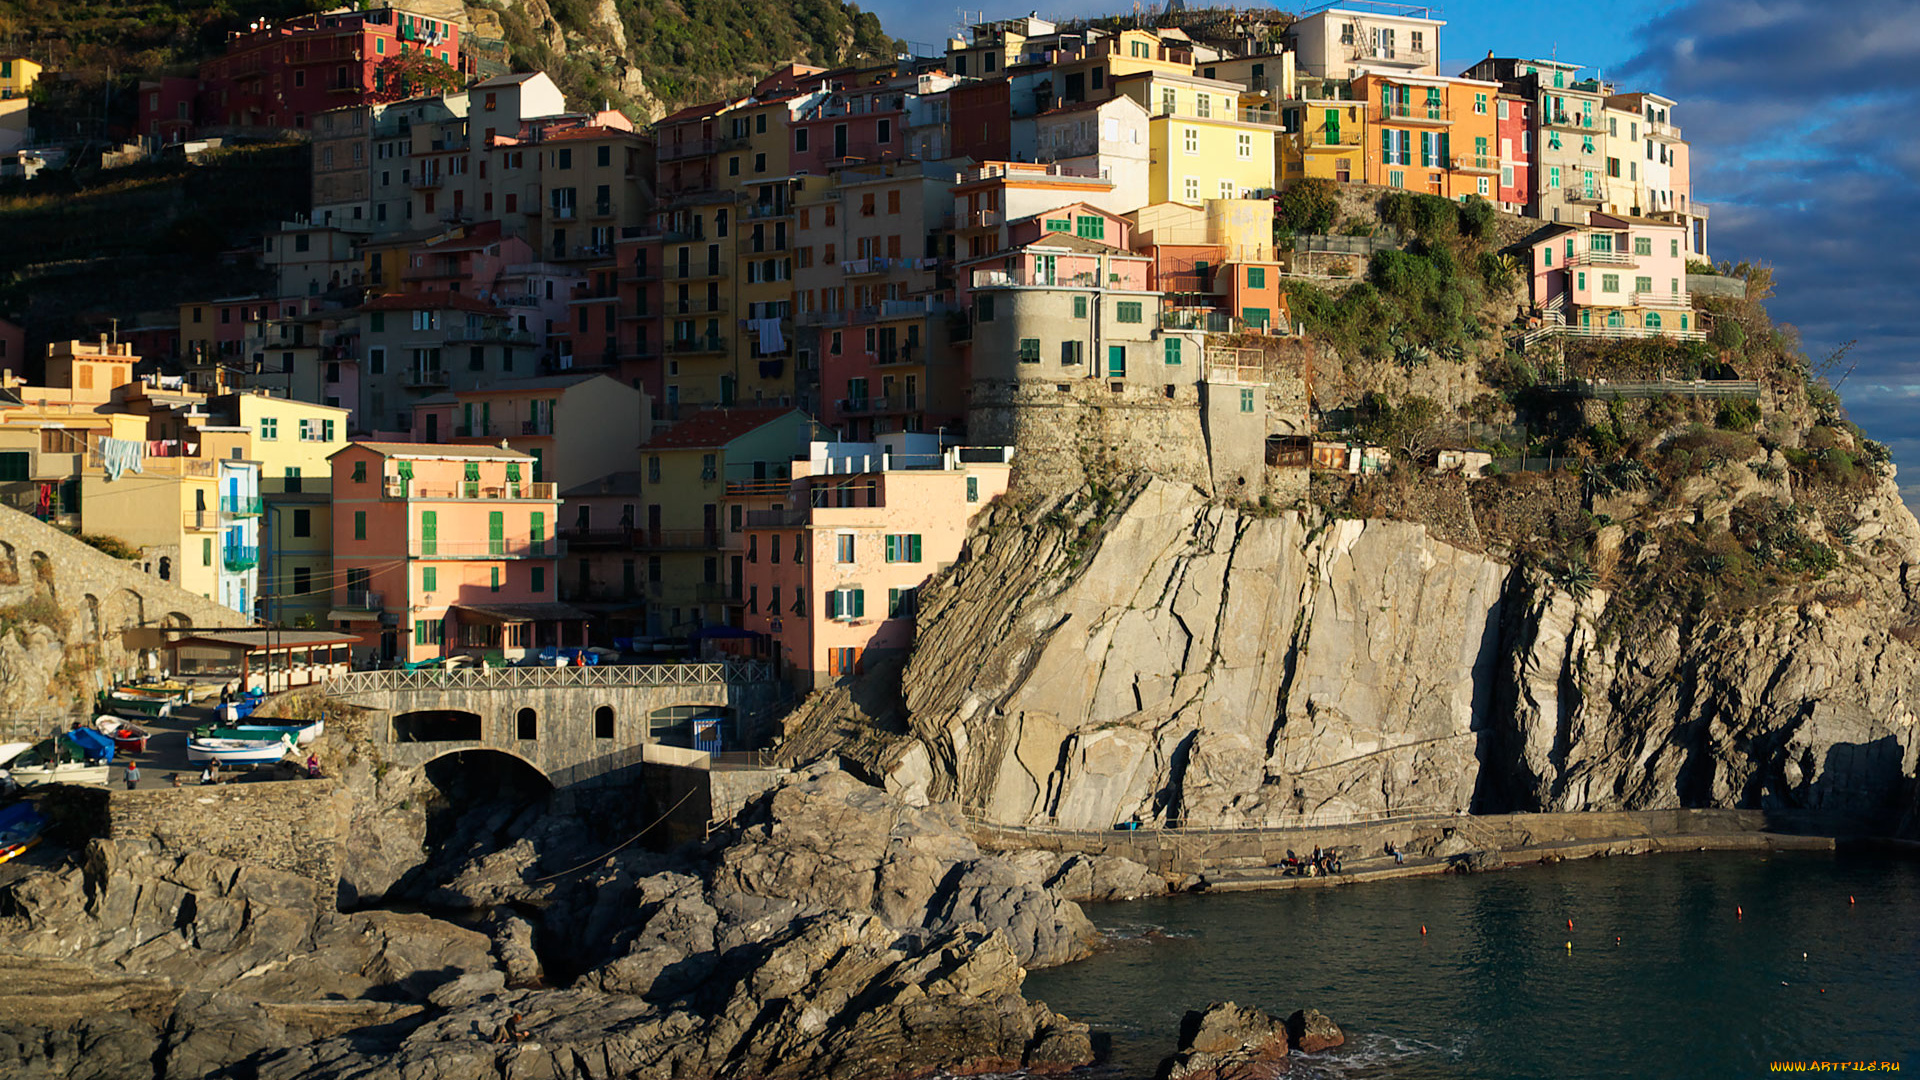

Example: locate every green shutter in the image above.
[203,538,213,565]
[465,461,480,482]
[530,512,544,545]
[1381,127,1391,161]
[909,535,922,562]
[506,462,521,482]
[531,566,545,592]
[828,590,841,618]
[421,511,436,555]
[967,476,979,502]
[851,589,865,617]
[491,567,501,592]
[1439,132,1450,166]
[885,535,897,562]
[354,511,366,539]
[1164,338,1181,365]
[488,511,504,555]
[423,567,436,591]
[888,587,901,617]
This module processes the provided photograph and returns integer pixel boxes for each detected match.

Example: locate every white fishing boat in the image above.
[185,734,295,767]
[0,740,112,787]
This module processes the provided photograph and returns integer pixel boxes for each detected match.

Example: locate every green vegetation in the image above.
[487,0,899,114]
[1274,177,1339,235]
[1283,192,1513,367]
[66,531,141,560]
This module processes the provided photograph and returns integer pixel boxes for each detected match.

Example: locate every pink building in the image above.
[328,441,575,665]
[1518,214,1699,340]
[738,435,1012,689]
[401,221,534,295]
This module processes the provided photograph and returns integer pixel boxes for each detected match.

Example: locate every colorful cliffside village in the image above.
[1,2,1711,691]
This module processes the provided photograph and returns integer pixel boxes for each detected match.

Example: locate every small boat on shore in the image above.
[107,690,176,718]
[93,716,152,755]
[186,733,295,767]
[0,803,47,864]
[0,740,112,787]
[192,719,322,747]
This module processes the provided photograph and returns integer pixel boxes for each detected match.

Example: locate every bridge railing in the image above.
[322,660,776,696]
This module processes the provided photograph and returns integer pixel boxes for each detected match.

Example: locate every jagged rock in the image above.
[1451,848,1506,874]
[781,475,1920,833]
[710,765,1094,968]
[1285,1008,1346,1053]
[1046,852,1170,902]
[487,912,545,988]
[1157,1002,1291,1080]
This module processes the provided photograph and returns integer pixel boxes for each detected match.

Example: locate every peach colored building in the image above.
[738,434,1012,689]
[328,441,574,665]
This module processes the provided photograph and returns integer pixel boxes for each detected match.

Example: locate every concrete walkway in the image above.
[1199,831,1840,893]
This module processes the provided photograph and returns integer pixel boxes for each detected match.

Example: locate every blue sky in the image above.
[862,0,1918,507]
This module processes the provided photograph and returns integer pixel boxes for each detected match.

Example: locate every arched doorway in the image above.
[392,709,483,742]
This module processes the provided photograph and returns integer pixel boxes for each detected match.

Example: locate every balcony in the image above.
[550,205,577,221]
[411,171,443,190]
[972,268,1110,289]
[840,257,900,276]
[220,494,263,517]
[695,580,744,603]
[521,419,555,436]
[668,261,730,281]
[961,208,1002,229]
[658,138,717,162]
[446,326,537,345]
[736,236,791,255]
[619,263,663,284]
[183,511,219,531]
[1375,103,1453,125]
[744,507,808,529]
[836,396,892,414]
[410,539,563,559]
[1568,249,1635,267]
[745,201,790,219]
[341,589,383,611]
[670,333,729,356]
[406,368,450,388]
[1563,186,1608,205]
[1302,123,1362,148]
[1646,119,1684,143]
[1629,291,1693,310]
[634,529,723,551]
[384,480,559,501]
[1544,111,1599,132]
[1448,154,1499,174]
[223,545,260,572]
[1345,43,1433,68]
[556,525,638,548]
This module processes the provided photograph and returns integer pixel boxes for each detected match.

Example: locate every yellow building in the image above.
[1117,71,1280,206]
[1280,83,1368,185]
[223,393,350,626]
[634,407,813,637]
[0,57,41,100]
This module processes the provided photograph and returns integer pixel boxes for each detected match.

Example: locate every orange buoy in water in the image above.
[1420,925,1428,935]
[1849,896,1856,905]
[1737,906,1744,920]
[1567,918,1574,930]
[1615,936,1622,945]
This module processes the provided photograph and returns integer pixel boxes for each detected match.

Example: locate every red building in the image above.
[1496,90,1532,212]
[949,81,1012,164]
[140,5,465,139]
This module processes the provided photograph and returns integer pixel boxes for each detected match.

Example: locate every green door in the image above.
[1107,346,1126,378]
[421,511,437,556]
[1242,308,1271,330]
[488,511,504,555]
[1324,107,1339,143]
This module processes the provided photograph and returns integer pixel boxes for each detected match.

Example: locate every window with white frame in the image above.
[1183,127,1198,154]
[1219,179,1235,199]
[1183,177,1200,202]
[1236,133,1252,159]
[835,533,855,563]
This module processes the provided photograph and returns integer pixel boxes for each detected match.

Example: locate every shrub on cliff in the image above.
[1276,178,1340,234]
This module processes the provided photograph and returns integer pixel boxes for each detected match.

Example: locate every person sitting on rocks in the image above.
[200,764,216,785]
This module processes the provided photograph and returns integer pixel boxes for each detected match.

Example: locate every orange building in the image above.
[1355,72,1501,200]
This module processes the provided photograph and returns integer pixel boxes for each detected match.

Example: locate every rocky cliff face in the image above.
[796,476,1920,830]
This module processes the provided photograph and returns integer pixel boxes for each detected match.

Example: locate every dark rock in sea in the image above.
[1285,1007,1347,1053]
[1451,848,1507,874]
[1156,1001,1292,1080]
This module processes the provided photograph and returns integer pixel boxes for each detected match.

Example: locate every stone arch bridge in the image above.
[319,660,787,789]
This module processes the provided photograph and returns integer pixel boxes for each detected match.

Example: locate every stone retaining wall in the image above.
[107,779,351,886]
[970,808,1802,875]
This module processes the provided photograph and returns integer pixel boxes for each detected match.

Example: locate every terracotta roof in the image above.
[541,125,634,143]
[640,406,804,450]
[655,98,745,126]
[360,292,504,315]
[338,441,533,460]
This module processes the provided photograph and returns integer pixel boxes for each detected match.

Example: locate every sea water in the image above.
[1022,850,1920,1078]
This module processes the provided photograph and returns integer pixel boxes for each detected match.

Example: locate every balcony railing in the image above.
[183,511,219,531]
[1568,249,1636,267]
[634,529,723,550]
[1346,43,1434,67]
[671,296,731,316]
[671,334,729,355]
[972,268,1110,288]
[658,138,717,162]
[836,397,895,414]
[221,494,263,517]
[1544,111,1599,131]
[1303,123,1362,148]
[342,589,383,611]
[1448,154,1499,173]
[1629,291,1693,310]
[1375,104,1453,124]
[669,261,730,280]
[384,481,558,500]
[694,580,744,603]
[1563,187,1607,205]
[446,326,537,344]
[407,368,450,388]
[744,507,807,528]
[223,545,259,572]
[1646,119,1684,142]
[411,539,563,559]
[745,201,790,219]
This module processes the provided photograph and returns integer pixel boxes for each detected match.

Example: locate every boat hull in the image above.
[186,737,294,766]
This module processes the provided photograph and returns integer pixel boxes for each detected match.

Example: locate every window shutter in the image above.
[885,535,897,562]
[910,535,922,562]
[852,589,865,617]
[1439,132,1450,166]
[828,590,841,618]
[1382,128,1391,163]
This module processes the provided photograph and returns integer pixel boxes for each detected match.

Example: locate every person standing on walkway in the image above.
[124,761,140,789]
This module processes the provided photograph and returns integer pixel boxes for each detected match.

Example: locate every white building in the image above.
[1285,4,1444,80]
